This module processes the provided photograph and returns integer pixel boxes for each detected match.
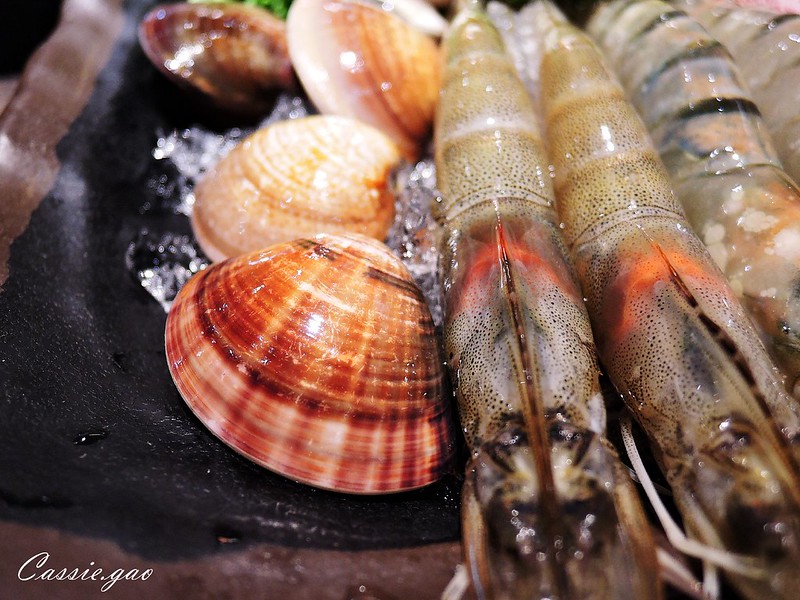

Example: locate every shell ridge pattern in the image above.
[165,234,453,494]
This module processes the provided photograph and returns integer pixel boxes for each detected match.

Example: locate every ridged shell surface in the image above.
[286,0,441,160]
[192,115,400,262]
[165,233,453,494]
[138,3,293,114]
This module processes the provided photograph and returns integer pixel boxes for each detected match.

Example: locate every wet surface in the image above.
[0,0,462,561]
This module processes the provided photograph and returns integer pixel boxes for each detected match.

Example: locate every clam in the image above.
[139,2,294,114]
[361,0,447,37]
[165,233,454,494]
[192,115,401,262]
[286,0,442,160]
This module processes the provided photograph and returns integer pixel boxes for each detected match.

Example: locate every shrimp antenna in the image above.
[655,547,705,600]
[441,564,469,600]
[495,218,570,597]
[620,416,766,579]
[703,562,720,600]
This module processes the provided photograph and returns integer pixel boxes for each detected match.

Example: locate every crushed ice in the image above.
[260,93,311,126]
[137,92,443,322]
[387,159,444,327]
[125,231,209,312]
[146,126,244,216]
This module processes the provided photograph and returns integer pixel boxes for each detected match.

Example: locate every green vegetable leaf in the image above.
[188,0,293,20]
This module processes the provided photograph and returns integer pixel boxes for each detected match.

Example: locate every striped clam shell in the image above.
[138,3,294,114]
[165,233,454,493]
[286,0,441,160]
[192,115,401,262]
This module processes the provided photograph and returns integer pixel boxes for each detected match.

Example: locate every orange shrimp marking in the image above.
[603,242,721,349]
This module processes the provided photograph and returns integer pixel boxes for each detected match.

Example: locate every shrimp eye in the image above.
[708,426,753,471]
[549,421,598,471]
[549,420,591,448]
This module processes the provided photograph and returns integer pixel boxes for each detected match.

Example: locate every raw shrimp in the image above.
[537,2,800,598]
[586,0,800,404]
[679,0,800,184]
[435,3,659,598]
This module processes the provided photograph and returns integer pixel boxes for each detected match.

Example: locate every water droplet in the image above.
[73,430,109,446]
[346,583,386,600]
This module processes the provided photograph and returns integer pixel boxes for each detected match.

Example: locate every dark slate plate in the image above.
[0,0,463,565]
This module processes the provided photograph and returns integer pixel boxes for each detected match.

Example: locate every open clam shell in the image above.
[286,0,442,160]
[139,2,294,114]
[192,115,401,262]
[165,233,454,494]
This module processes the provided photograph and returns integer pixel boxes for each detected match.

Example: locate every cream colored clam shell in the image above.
[192,115,400,262]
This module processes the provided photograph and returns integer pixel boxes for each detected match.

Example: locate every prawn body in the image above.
[588,0,800,402]
[436,5,658,598]
[538,3,800,598]
[680,0,800,185]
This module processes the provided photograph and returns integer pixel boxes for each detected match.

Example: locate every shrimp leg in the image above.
[435,3,659,598]
[536,3,800,598]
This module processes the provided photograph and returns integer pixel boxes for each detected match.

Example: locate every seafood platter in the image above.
[2,0,800,597]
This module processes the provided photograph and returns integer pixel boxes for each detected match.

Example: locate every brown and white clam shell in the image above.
[286,0,442,160]
[165,233,454,494]
[138,2,294,114]
[192,115,401,262]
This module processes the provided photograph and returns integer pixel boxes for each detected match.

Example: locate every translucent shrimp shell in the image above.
[435,6,659,598]
[589,0,800,404]
[539,4,800,597]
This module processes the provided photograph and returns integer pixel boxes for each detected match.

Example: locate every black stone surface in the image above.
[0,0,463,561]
[0,1,62,75]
